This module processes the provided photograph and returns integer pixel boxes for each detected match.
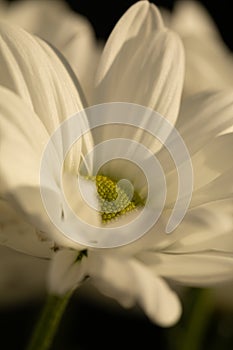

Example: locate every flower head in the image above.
[0,1,233,327]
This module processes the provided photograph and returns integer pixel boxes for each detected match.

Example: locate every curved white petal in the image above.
[0,87,67,249]
[134,199,233,261]
[171,1,218,38]
[191,133,233,190]
[165,133,233,206]
[166,200,233,254]
[158,91,233,174]
[0,87,98,252]
[170,1,233,94]
[48,249,88,295]
[95,1,184,125]
[149,251,233,286]
[183,38,233,94]
[177,91,233,145]
[0,22,84,133]
[0,86,49,193]
[0,21,93,174]
[87,253,181,326]
[3,0,99,104]
[190,167,233,207]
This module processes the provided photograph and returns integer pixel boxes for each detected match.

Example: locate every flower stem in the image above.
[26,291,73,350]
[179,288,215,350]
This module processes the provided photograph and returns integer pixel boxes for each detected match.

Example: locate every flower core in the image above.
[87,175,144,223]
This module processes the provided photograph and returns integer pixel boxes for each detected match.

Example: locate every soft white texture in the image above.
[0,1,233,327]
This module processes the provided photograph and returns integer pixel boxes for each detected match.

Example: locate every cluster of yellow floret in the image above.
[87,175,143,223]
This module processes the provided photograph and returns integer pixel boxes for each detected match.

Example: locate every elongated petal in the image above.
[171,1,233,94]
[190,167,233,207]
[149,251,233,285]
[48,249,88,295]
[166,200,233,254]
[87,253,181,326]
[191,133,233,190]
[165,133,233,207]
[3,0,99,103]
[0,87,65,245]
[0,87,98,252]
[157,91,233,209]
[0,86,49,192]
[177,91,233,147]
[0,22,93,174]
[95,1,184,124]
[134,199,233,260]
[0,22,84,133]
[158,91,233,174]
[172,1,218,38]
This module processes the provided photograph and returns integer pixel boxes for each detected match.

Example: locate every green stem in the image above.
[26,291,73,350]
[180,289,215,350]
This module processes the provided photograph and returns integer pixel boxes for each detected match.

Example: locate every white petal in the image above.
[0,199,53,258]
[0,87,97,252]
[166,200,233,254]
[95,2,184,124]
[191,134,233,190]
[87,253,181,326]
[148,251,233,286]
[0,87,64,243]
[177,91,233,145]
[165,133,233,206]
[171,1,233,94]
[158,91,233,174]
[171,1,218,38]
[183,38,233,94]
[3,0,99,104]
[0,22,93,174]
[133,199,233,260]
[0,22,84,133]
[0,86,49,194]
[190,167,233,207]
[48,249,88,295]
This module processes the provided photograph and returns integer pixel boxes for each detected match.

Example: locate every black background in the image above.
[64,0,233,51]
[6,0,233,51]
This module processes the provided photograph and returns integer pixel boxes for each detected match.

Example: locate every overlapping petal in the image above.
[95,1,184,124]
[149,251,233,285]
[0,86,63,243]
[170,1,233,94]
[48,249,88,295]
[87,252,182,326]
[156,91,233,209]
[0,22,84,132]
[0,1,232,327]
[158,91,233,174]
[0,199,53,258]
[1,0,100,103]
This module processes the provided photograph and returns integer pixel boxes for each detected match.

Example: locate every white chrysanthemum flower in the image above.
[0,0,101,103]
[164,0,233,95]
[0,2,233,327]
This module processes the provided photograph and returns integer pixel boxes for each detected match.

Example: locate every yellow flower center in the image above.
[87,175,144,223]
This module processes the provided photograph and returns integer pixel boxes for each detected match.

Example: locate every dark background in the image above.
[65,0,233,51]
